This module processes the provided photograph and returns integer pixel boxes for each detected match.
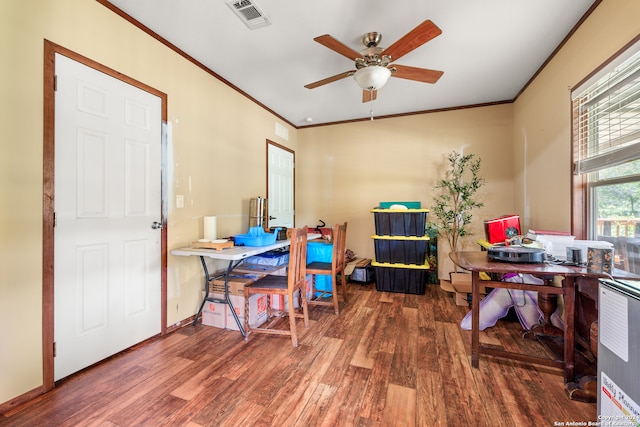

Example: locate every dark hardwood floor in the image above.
[1,283,596,426]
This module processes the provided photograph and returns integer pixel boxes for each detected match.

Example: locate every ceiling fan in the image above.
[304,19,444,103]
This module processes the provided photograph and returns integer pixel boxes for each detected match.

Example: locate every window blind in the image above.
[572,43,640,175]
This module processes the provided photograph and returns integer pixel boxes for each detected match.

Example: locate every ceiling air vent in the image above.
[226,0,271,30]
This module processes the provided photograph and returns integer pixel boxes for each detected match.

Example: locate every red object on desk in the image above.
[484,215,521,244]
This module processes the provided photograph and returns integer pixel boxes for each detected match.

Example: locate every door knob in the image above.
[151,221,163,230]
[269,216,277,220]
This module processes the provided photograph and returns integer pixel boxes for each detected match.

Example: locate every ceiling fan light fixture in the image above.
[353,66,391,90]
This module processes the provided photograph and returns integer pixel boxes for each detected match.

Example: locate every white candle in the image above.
[203,216,217,240]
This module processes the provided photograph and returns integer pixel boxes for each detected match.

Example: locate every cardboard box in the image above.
[454,291,488,307]
[345,258,369,275]
[270,277,314,311]
[207,275,269,331]
[439,278,455,293]
[448,272,487,307]
[270,293,298,311]
[227,293,268,331]
[449,272,488,292]
[200,292,227,328]
[449,272,472,293]
[209,275,260,294]
[455,292,471,307]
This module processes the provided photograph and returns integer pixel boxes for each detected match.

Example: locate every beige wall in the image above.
[296,105,515,264]
[0,0,296,404]
[512,0,640,233]
[1,0,638,408]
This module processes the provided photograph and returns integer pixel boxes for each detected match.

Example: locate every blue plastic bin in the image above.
[307,240,333,293]
[234,227,280,246]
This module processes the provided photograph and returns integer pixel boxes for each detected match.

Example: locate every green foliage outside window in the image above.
[595,159,640,219]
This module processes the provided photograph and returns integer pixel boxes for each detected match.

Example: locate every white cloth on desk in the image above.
[460,273,564,331]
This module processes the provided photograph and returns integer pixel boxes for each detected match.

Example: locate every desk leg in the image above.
[471,270,480,368]
[192,257,246,337]
[564,276,598,402]
[530,278,564,337]
[192,256,211,326]
[224,260,246,337]
[563,277,576,383]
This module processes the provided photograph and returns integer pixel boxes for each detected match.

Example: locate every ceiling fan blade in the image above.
[391,64,444,84]
[304,71,355,89]
[381,20,442,62]
[314,34,362,61]
[362,89,377,103]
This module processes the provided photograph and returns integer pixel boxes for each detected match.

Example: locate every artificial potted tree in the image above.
[430,151,485,282]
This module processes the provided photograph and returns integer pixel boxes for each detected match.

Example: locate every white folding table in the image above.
[171,233,321,336]
[171,240,292,335]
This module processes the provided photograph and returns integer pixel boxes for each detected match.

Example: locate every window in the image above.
[571,38,640,274]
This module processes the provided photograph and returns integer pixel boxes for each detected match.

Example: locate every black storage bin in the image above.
[373,238,428,264]
[374,265,427,294]
[350,265,375,284]
[372,209,428,236]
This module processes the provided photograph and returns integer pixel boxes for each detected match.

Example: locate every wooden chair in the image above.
[243,226,310,347]
[307,222,348,315]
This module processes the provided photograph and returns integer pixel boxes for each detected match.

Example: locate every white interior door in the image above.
[54,54,162,381]
[267,142,294,228]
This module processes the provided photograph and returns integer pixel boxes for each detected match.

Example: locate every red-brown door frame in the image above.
[42,40,168,390]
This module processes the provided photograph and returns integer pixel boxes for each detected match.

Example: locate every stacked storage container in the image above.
[371,205,431,294]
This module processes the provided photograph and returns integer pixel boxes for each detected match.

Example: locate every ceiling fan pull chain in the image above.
[370,89,375,121]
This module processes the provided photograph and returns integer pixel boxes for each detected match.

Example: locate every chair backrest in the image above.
[332,222,348,271]
[288,226,308,290]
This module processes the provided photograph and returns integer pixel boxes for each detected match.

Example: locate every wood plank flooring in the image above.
[1,283,596,426]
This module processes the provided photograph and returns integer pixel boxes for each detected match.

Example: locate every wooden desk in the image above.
[450,251,612,383]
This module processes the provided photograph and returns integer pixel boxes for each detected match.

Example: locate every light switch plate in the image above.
[176,195,184,208]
